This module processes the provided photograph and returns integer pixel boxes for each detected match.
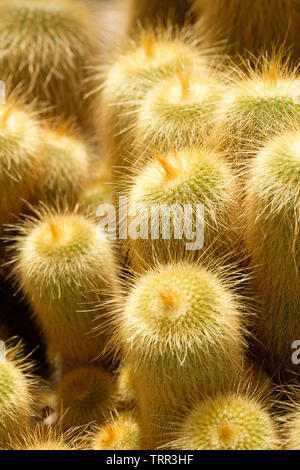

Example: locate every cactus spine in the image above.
[0,101,42,233]
[0,0,98,135]
[169,394,279,450]
[57,366,116,429]
[12,209,118,371]
[90,412,141,450]
[244,129,300,378]
[112,262,245,448]
[123,147,239,272]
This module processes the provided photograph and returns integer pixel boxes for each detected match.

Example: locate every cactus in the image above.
[0,341,36,445]
[132,71,223,154]
[57,366,116,429]
[123,147,239,272]
[168,394,279,450]
[244,129,300,378]
[37,126,90,209]
[112,262,245,448]
[98,26,204,180]
[0,0,97,135]
[193,0,300,61]
[90,411,141,450]
[0,101,42,234]
[215,54,300,163]
[11,208,119,371]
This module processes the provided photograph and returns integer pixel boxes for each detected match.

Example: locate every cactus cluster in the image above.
[1,0,300,452]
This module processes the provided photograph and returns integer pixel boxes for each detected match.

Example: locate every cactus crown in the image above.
[217,53,300,153]
[135,71,222,149]
[113,262,244,366]
[170,394,279,450]
[128,147,233,208]
[91,412,141,450]
[58,366,116,428]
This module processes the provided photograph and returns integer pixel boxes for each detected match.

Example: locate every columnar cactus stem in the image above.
[112,262,246,448]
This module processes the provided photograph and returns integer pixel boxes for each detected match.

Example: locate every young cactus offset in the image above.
[90,412,141,450]
[133,71,223,154]
[123,147,239,272]
[12,209,118,372]
[0,341,36,445]
[168,394,279,450]
[112,262,245,448]
[0,101,42,234]
[57,366,116,429]
[37,126,90,208]
[99,27,205,177]
[193,0,300,61]
[0,0,98,135]
[244,129,300,378]
[215,54,300,164]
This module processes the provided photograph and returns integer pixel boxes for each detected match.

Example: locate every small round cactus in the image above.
[37,127,90,208]
[98,26,205,178]
[0,341,36,445]
[244,128,300,377]
[132,71,223,153]
[0,0,98,135]
[11,208,119,371]
[112,262,245,448]
[169,394,279,450]
[215,54,300,163]
[90,412,141,450]
[0,100,42,234]
[57,366,116,429]
[193,0,300,61]
[123,147,239,272]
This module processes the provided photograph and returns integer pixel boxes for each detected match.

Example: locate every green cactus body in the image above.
[113,262,245,448]
[193,0,300,61]
[99,28,203,182]
[0,102,42,233]
[244,129,300,378]
[170,395,278,450]
[38,128,90,208]
[124,147,239,272]
[0,0,97,134]
[216,57,300,163]
[12,210,118,370]
[57,366,116,429]
[133,71,223,154]
[90,412,141,450]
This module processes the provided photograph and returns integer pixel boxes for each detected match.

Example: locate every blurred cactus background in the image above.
[0,0,300,451]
